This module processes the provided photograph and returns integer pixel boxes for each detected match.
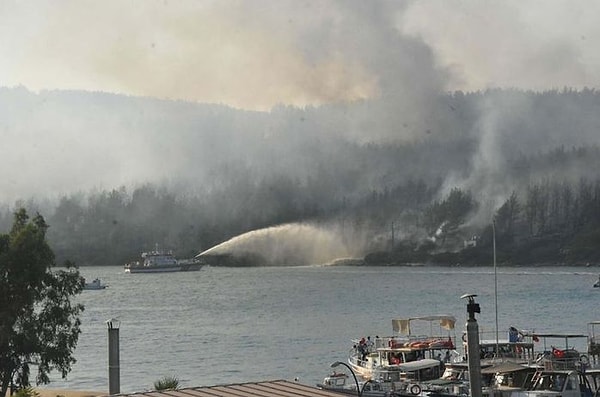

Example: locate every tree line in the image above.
[366,177,600,266]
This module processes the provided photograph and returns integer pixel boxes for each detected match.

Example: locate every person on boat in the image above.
[357,338,367,361]
[444,350,451,363]
[366,336,374,352]
[550,375,564,391]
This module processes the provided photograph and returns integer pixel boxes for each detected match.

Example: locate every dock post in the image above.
[107,318,121,395]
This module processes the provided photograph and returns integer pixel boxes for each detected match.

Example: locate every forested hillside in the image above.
[1,87,600,266]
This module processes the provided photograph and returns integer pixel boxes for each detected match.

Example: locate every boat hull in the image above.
[124,264,204,273]
[125,265,182,273]
[124,247,205,273]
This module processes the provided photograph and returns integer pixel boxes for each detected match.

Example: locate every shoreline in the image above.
[33,389,105,397]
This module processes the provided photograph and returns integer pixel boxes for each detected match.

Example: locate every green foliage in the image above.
[0,209,84,397]
[153,376,180,391]
[13,386,40,397]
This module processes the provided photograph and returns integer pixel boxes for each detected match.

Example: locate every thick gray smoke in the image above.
[0,1,449,203]
[2,1,600,259]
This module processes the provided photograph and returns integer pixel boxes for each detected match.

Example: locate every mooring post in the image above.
[107,318,121,395]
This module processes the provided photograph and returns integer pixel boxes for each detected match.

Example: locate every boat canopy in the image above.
[397,358,442,371]
[532,333,586,338]
[480,362,532,374]
[392,315,456,335]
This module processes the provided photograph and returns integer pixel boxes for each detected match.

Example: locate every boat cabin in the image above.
[318,372,389,395]
[532,333,588,371]
[470,339,536,361]
[525,370,594,397]
[463,327,536,362]
[588,321,600,365]
[480,361,537,397]
[320,372,351,389]
[370,358,445,395]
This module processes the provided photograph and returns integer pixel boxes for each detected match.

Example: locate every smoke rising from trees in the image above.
[2,1,600,265]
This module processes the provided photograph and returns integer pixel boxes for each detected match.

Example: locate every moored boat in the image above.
[318,365,440,397]
[348,315,458,380]
[83,278,107,290]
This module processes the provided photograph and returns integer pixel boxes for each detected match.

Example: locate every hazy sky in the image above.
[2,0,600,111]
[2,0,600,206]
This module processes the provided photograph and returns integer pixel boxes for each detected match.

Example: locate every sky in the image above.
[2,0,600,111]
[2,0,600,207]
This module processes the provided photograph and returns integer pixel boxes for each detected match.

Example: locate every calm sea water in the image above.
[45,265,600,393]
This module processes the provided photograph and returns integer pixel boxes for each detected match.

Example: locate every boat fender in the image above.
[410,384,422,395]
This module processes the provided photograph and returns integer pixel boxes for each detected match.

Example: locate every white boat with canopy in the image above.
[348,315,459,380]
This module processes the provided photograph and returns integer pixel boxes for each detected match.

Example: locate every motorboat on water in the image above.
[83,278,107,290]
[124,246,205,273]
[520,368,599,397]
[318,359,444,396]
[333,316,600,397]
[317,373,397,396]
[438,331,595,397]
[348,315,458,380]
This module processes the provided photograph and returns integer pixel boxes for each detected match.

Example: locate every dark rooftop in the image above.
[113,380,345,397]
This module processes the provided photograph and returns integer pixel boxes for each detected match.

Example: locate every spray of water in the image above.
[196,222,354,266]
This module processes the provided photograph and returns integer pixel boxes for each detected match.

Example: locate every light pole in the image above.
[107,318,120,395]
[461,294,482,397]
[331,361,361,397]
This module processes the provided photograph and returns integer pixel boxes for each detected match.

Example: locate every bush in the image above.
[13,387,40,397]
[153,376,180,391]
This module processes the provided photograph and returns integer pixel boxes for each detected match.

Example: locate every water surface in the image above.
[47,265,600,392]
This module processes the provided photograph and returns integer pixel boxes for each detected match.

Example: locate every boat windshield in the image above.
[531,373,575,392]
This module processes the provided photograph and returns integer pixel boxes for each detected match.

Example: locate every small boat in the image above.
[83,278,107,290]
[317,371,393,396]
[521,368,599,397]
[124,246,205,273]
[594,275,600,288]
[318,359,445,396]
[348,315,458,380]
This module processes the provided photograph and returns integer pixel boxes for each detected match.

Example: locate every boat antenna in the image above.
[493,218,499,358]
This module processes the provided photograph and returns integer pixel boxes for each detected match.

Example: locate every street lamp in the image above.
[106,318,120,395]
[331,361,361,397]
[461,294,482,397]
